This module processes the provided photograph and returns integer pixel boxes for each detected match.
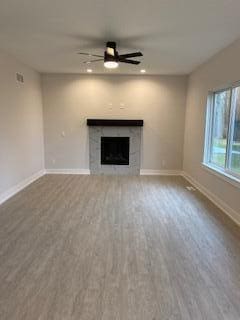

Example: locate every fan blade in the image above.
[83,59,104,64]
[78,52,103,58]
[119,59,141,65]
[118,52,143,59]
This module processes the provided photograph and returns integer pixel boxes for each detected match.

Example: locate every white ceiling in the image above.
[1,0,240,75]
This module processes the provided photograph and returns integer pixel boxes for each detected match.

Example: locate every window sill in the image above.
[201,163,240,189]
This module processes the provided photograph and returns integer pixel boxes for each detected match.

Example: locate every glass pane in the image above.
[229,86,240,174]
[210,90,231,168]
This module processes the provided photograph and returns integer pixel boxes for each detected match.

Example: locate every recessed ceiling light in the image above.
[87,69,92,73]
[140,69,146,73]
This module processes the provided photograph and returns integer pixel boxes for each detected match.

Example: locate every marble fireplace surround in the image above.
[87,119,143,175]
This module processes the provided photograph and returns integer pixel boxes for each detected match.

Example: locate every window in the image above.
[204,84,240,180]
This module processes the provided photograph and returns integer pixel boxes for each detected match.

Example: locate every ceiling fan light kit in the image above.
[79,41,143,70]
[104,61,119,69]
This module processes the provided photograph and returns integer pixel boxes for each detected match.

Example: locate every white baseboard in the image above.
[47,169,181,176]
[45,168,90,175]
[182,172,240,227]
[0,169,45,206]
[140,169,182,176]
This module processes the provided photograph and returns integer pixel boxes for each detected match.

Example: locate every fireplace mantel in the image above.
[87,119,144,127]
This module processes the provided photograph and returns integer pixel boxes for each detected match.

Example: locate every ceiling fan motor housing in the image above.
[105,41,118,62]
[106,41,116,50]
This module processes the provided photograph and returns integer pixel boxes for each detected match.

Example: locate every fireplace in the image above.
[87,119,143,175]
[101,137,129,165]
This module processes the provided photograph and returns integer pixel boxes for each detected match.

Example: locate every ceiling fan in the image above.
[78,41,143,69]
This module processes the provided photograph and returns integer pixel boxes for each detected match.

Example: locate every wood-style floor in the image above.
[0,174,240,320]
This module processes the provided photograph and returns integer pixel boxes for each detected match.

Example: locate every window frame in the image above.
[203,82,240,184]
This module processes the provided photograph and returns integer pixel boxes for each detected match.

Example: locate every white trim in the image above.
[202,163,240,189]
[140,169,182,176]
[182,172,240,227]
[47,169,181,176]
[45,168,90,175]
[0,170,45,205]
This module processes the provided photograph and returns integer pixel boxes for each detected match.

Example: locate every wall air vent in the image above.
[16,73,24,83]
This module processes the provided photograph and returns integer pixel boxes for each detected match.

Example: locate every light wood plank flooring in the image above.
[0,174,240,319]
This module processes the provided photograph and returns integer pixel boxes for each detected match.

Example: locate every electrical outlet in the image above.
[120,102,125,109]
[107,102,113,111]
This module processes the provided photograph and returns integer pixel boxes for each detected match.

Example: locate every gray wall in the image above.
[42,74,187,171]
[184,39,240,217]
[0,51,44,196]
